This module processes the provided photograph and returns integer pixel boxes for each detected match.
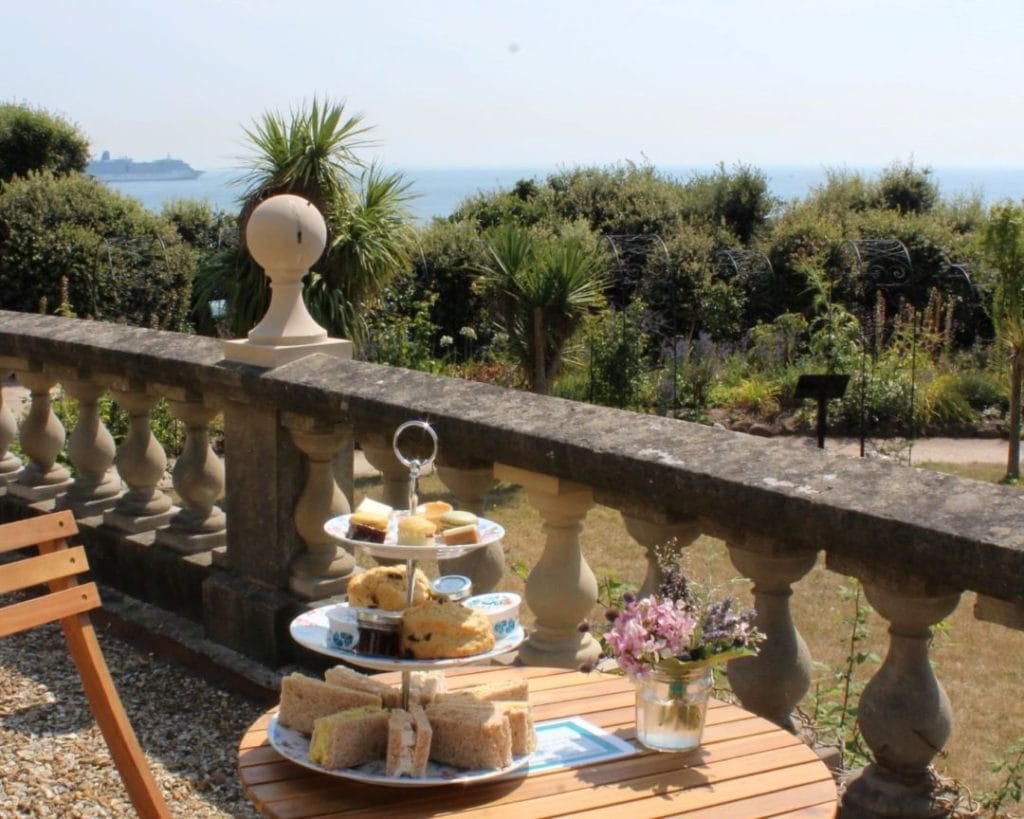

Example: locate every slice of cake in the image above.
[386,703,432,778]
[441,523,480,546]
[396,514,436,546]
[308,706,388,769]
[277,673,382,735]
[346,511,389,544]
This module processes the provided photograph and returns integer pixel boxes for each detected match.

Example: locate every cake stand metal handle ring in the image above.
[392,420,439,514]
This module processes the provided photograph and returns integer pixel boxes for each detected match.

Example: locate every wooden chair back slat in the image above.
[0,546,90,596]
[0,581,101,637]
[0,510,76,554]
[0,512,171,819]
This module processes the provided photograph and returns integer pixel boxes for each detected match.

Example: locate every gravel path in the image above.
[0,603,264,818]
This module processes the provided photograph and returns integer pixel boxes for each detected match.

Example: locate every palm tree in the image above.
[982,202,1024,482]
[193,98,414,345]
[479,224,608,393]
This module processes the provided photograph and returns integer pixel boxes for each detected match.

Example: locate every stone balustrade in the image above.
[1,309,1023,818]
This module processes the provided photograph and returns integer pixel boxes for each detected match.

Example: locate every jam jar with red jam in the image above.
[355,609,403,657]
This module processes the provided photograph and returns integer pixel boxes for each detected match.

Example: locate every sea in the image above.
[102,165,1024,224]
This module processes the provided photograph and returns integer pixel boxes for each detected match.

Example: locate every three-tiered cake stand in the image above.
[273,420,528,786]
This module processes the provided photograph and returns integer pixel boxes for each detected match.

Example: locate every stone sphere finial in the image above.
[223,193,352,366]
[246,194,327,274]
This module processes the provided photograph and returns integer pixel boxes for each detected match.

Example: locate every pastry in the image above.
[400,597,495,659]
[415,501,453,524]
[441,523,479,545]
[347,565,431,611]
[396,514,436,546]
[346,510,389,543]
[438,510,478,530]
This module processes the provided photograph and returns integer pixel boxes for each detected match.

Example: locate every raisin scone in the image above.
[400,597,495,659]
[347,565,431,611]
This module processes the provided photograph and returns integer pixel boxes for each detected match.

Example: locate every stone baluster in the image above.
[615,506,702,598]
[103,384,175,532]
[495,464,599,668]
[0,372,23,486]
[285,414,355,599]
[59,375,122,514]
[436,458,502,593]
[8,370,72,501]
[716,527,818,733]
[839,578,961,819]
[154,395,226,554]
[359,432,414,510]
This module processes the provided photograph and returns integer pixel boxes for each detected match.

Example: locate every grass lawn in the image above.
[354,459,1024,802]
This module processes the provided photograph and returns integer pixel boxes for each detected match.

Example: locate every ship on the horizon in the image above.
[86,151,203,182]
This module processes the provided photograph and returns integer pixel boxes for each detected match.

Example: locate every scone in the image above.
[400,597,495,659]
[347,565,431,611]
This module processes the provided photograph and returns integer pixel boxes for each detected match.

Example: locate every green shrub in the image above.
[581,299,650,409]
[916,373,975,429]
[411,219,489,356]
[710,377,781,416]
[0,103,89,182]
[0,171,193,328]
[953,369,1007,411]
[161,198,236,251]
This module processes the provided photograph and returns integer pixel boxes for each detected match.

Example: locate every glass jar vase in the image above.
[634,664,713,752]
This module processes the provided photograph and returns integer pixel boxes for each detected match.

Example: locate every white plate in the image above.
[267,714,531,787]
[290,604,525,670]
[324,513,505,560]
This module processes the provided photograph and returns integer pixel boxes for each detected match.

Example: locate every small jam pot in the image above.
[464,592,521,638]
[355,609,403,656]
[431,574,473,602]
[326,605,359,650]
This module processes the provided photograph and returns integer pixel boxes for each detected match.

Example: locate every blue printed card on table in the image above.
[527,717,637,774]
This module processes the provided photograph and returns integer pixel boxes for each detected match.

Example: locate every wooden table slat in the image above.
[238,666,837,819]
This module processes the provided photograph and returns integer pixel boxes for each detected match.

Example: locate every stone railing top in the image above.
[2,311,1022,602]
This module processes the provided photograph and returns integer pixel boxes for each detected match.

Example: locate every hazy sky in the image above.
[6,0,1023,171]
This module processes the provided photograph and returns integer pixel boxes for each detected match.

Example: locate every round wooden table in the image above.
[238,665,838,818]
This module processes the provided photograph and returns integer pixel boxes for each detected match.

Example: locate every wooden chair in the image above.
[0,510,171,819]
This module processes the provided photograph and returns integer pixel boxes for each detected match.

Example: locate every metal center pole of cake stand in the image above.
[392,420,439,710]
